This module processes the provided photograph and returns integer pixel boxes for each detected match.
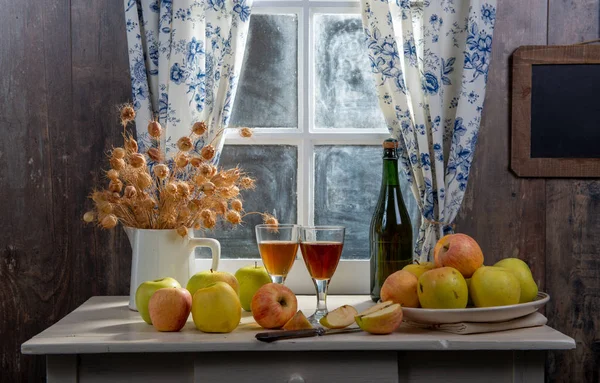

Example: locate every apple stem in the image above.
[210,269,213,273]
[414,260,420,265]
[255,261,257,268]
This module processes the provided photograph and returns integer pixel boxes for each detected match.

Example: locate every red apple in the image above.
[434,233,484,278]
[380,270,420,308]
[148,287,192,332]
[251,283,298,329]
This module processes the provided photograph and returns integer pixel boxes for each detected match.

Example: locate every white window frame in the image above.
[197,0,390,294]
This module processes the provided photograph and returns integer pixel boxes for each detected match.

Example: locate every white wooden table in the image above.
[22,296,575,383]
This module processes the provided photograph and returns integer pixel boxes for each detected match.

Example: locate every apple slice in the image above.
[283,310,313,330]
[355,303,403,335]
[320,305,358,329]
[357,301,395,317]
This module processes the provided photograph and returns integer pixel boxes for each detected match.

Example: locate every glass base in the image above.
[307,308,328,326]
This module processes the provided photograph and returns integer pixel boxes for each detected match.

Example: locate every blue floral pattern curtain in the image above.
[124,0,252,160]
[361,0,496,260]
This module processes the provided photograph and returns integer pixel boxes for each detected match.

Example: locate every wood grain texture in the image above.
[546,1,600,382]
[0,0,131,381]
[455,0,547,289]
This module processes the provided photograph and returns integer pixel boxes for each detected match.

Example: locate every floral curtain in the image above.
[361,0,497,261]
[124,0,252,161]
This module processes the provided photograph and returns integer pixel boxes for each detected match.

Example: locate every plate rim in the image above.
[402,291,550,314]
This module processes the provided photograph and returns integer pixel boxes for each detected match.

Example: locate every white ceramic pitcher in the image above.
[124,227,220,311]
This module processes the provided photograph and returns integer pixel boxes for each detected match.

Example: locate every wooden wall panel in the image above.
[455,0,547,288]
[546,1,600,382]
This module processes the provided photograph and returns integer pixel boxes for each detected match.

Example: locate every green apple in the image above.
[493,258,538,303]
[470,266,521,307]
[186,269,239,297]
[235,263,271,311]
[135,277,181,324]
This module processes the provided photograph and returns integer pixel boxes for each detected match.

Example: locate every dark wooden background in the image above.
[0,0,598,381]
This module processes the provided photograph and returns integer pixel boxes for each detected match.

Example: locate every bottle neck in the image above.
[381,150,400,187]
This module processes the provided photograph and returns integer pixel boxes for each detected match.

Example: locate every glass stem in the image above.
[271,275,285,285]
[314,278,329,314]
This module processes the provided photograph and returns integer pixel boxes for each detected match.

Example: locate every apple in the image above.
[402,261,436,279]
[283,310,313,330]
[355,301,403,334]
[493,258,538,303]
[235,263,272,312]
[380,270,420,308]
[148,287,192,332]
[135,277,181,324]
[187,269,239,297]
[434,234,484,278]
[320,305,358,329]
[251,283,298,329]
[192,281,241,333]
[470,266,521,307]
[417,267,468,309]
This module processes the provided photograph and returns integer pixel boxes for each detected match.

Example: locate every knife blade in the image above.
[255,327,363,343]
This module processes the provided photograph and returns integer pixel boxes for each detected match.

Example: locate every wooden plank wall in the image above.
[0,0,598,381]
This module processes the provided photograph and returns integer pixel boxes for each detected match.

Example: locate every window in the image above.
[196,1,420,294]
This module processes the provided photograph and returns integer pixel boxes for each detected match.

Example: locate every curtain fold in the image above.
[124,0,253,162]
[361,0,497,261]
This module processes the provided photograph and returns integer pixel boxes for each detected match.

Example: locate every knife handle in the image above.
[255,328,320,343]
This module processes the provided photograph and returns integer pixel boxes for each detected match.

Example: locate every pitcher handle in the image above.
[189,238,221,272]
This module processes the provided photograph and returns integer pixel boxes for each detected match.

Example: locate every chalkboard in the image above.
[511,45,600,177]
[530,64,600,158]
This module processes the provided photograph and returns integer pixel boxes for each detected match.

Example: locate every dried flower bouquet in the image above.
[83,105,277,236]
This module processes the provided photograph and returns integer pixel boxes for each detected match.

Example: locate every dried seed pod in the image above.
[200,209,215,220]
[100,214,118,229]
[201,182,216,196]
[175,153,189,168]
[124,185,137,198]
[202,215,216,229]
[112,147,126,159]
[176,226,188,237]
[193,174,207,186]
[225,210,242,225]
[120,105,136,123]
[147,147,162,162]
[125,136,138,153]
[239,177,255,189]
[198,163,212,177]
[212,199,228,215]
[190,157,203,168]
[154,164,169,179]
[211,173,229,187]
[109,179,123,193]
[129,153,146,168]
[97,201,113,214]
[137,172,153,189]
[193,220,202,230]
[231,199,243,212]
[225,168,241,182]
[218,186,239,199]
[142,197,155,209]
[200,145,216,161]
[110,157,126,171]
[188,200,200,212]
[192,121,207,135]
[208,165,218,177]
[108,193,121,203]
[239,127,253,138]
[264,215,279,226]
[177,182,191,198]
[147,120,162,138]
[91,191,106,203]
[83,211,96,223]
[165,182,178,195]
[106,169,119,180]
[177,137,193,152]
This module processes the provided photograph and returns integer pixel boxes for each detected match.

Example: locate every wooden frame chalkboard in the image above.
[511,45,600,177]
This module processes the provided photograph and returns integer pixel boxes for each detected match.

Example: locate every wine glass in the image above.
[255,224,299,284]
[299,226,345,325]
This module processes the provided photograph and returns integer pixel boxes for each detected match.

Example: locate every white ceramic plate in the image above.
[402,292,550,324]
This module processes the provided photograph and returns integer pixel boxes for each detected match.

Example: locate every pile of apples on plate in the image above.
[381,233,539,311]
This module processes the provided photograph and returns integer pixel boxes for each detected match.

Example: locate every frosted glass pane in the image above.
[229,14,298,128]
[196,145,298,259]
[314,146,420,259]
[314,14,386,130]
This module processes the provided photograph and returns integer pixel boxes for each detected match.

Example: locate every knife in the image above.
[256,327,363,343]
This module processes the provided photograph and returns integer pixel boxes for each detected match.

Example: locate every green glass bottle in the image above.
[370,138,413,302]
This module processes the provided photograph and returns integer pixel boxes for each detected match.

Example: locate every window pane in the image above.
[229,14,298,128]
[196,145,298,259]
[314,146,420,259]
[314,14,386,130]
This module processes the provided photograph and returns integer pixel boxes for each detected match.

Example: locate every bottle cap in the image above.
[383,138,399,149]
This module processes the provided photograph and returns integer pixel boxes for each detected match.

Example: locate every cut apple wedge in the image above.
[355,303,403,335]
[282,310,313,330]
[320,305,358,329]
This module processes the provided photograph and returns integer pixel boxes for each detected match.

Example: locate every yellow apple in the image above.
[380,270,420,308]
[191,282,241,333]
[434,234,484,278]
[320,305,358,329]
[235,264,271,312]
[493,258,538,303]
[355,302,403,334]
[187,269,239,297]
[148,287,192,332]
[135,277,181,324]
[470,266,521,307]
[417,267,468,309]
[402,262,436,278]
[283,310,313,330]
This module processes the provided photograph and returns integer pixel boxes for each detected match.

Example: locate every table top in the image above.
[21,296,575,355]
